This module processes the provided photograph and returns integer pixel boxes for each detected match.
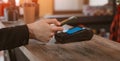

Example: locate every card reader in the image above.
[55,16,94,44]
[55,26,93,44]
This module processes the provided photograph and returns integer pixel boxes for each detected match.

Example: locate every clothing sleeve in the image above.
[0,25,29,50]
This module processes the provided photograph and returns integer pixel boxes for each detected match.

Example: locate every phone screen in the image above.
[66,27,84,34]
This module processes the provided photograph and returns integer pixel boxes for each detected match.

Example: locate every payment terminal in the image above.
[55,16,93,44]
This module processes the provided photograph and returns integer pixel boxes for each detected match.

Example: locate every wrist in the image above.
[27,24,35,39]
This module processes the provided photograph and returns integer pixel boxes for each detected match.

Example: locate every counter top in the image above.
[19,35,120,61]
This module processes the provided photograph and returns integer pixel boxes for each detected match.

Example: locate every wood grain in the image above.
[20,35,120,61]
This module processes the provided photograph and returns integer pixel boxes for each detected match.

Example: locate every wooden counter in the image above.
[19,35,120,61]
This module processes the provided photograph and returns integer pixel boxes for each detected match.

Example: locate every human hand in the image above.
[27,19,63,42]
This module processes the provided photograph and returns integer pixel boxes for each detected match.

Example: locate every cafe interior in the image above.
[0,0,120,61]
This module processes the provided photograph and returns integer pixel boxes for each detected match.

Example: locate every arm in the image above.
[0,19,63,50]
[0,25,29,50]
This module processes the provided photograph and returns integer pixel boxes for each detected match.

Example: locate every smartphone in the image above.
[66,27,85,35]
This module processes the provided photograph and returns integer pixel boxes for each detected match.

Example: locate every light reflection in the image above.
[15,0,20,6]
[89,0,109,6]
[3,0,8,3]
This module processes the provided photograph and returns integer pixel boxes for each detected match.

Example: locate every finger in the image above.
[46,19,61,26]
[51,27,63,32]
[49,33,55,38]
[51,32,55,36]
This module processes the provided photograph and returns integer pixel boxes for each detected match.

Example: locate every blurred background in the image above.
[0,0,119,61]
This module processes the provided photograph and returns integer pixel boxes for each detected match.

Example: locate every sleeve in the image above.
[0,25,29,50]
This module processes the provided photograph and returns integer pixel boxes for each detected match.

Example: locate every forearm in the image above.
[0,25,29,50]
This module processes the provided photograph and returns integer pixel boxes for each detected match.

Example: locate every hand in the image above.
[27,19,63,42]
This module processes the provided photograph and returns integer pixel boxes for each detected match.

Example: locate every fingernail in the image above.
[58,22,61,25]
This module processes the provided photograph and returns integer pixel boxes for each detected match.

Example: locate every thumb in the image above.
[51,27,63,32]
